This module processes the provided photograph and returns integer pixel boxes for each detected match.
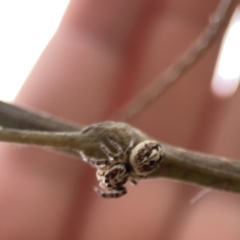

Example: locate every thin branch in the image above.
[0,128,81,151]
[0,100,83,156]
[0,101,81,131]
[0,122,240,194]
[118,0,234,121]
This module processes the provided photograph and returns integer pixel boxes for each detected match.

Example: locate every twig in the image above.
[118,0,234,121]
[0,101,81,131]
[0,121,240,194]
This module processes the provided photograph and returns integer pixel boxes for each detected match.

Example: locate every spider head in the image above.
[129,140,164,177]
[98,164,129,189]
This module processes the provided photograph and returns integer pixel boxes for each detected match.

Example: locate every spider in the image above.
[81,137,164,198]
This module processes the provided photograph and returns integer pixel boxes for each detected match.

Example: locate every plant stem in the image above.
[0,100,81,131]
[0,122,239,194]
[152,144,240,193]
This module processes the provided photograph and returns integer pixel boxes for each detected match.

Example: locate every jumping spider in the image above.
[81,138,164,198]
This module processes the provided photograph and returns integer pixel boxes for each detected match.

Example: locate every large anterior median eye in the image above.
[129,140,164,177]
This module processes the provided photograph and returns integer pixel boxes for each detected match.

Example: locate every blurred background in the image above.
[0,0,69,101]
[0,1,239,102]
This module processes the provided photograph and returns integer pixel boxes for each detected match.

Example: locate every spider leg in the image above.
[128,176,138,185]
[79,151,109,166]
[84,158,109,166]
[94,186,127,198]
[123,138,136,162]
[78,151,88,162]
[96,171,105,181]
[89,158,109,166]
[105,137,124,158]
[100,143,116,159]
[127,138,136,152]
[100,143,120,165]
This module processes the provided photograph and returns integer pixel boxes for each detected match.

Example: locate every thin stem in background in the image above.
[118,0,234,122]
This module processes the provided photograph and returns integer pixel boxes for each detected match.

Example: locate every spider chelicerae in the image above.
[81,137,164,198]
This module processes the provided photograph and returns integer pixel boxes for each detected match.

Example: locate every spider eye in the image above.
[129,140,164,177]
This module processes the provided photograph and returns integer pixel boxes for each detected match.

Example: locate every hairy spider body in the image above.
[129,140,164,177]
[97,164,128,188]
[82,138,164,198]
[95,163,129,198]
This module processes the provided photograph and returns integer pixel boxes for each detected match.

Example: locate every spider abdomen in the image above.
[129,140,164,177]
[103,164,128,188]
